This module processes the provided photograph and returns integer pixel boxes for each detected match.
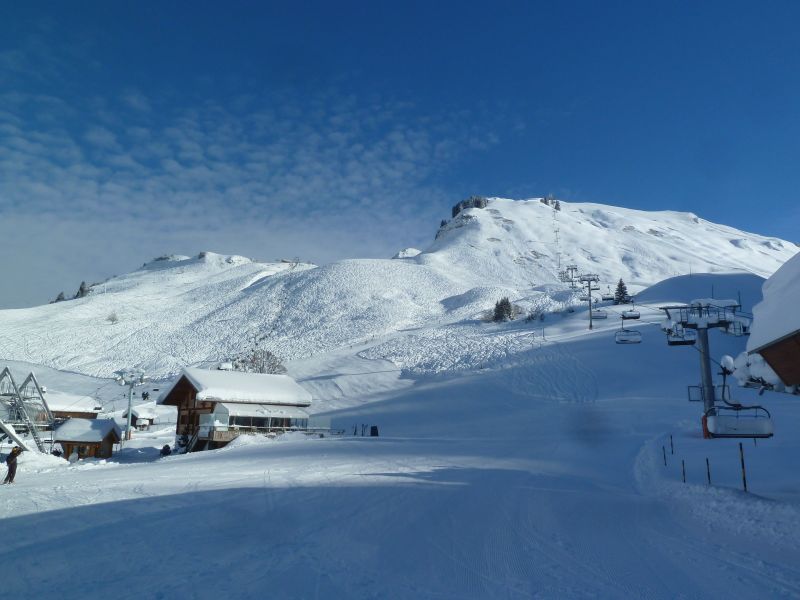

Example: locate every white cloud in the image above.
[84,126,121,150]
[0,88,502,307]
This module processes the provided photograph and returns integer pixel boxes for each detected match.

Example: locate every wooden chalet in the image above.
[747,252,800,388]
[158,368,312,450]
[750,329,800,386]
[43,390,102,420]
[54,418,121,460]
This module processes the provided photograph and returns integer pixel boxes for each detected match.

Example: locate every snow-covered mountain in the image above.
[0,198,795,378]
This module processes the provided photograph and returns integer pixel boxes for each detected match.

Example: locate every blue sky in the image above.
[1,1,799,307]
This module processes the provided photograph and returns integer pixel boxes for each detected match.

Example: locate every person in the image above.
[3,447,22,484]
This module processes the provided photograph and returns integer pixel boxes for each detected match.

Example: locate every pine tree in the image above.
[74,281,89,299]
[554,200,561,211]
[614,279,629,305]
[50,291,66,304]
[493,297,513,321]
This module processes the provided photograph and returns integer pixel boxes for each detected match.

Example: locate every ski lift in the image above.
[702,356,774,439]
[579,294,590,301]
[667,326,697,346]
[615,329,642,344]
[590,309,608,319]
[704,404,773,439]
[726,320,747,336]
[601,286,615,301]
[621,300,640,320]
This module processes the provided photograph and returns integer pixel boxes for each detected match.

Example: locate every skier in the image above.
[3,446,22,484]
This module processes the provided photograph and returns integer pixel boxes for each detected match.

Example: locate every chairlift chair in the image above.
[615,329,642,344]
[667,328,697,346]
[621,309,640,320]
[590,309,608,319]
[703,404,773,439]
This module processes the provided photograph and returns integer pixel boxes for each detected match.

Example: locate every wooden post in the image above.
[670,435,674,455]
[662,445,667,466]
[681,460,686,483]
[739,442,748,493]
[706,457,711,485]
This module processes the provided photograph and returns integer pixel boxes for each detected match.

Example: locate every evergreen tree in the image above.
[554,200,561,211]
[74,281,89,299]
[493,297,513,321]
[614,279,629,304]
[50,291,66,304]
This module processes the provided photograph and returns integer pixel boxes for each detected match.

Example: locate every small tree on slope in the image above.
[493,297,513,321]
[614,279,629,305]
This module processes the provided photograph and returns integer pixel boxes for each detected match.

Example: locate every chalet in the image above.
[43,390,102,421]
[747,252,800,387]
[158,368,312,450]
[54,418,121,460]
[750,330,800,386]
[122,403,158,430]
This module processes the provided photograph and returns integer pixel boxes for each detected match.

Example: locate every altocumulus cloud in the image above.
[0,88,501,307]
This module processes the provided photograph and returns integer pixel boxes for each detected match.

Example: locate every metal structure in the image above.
[579,274,600,329]
[621,301,640,320]
[702,361,773,438]
[559,264,579,289]
[0,367,54,452]
[552,206,562,272]
[114,368,147,443]
[615,316,642,345]
[667,325,697,346]
[660,301,768,438]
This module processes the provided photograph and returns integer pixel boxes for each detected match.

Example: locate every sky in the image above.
[1,1,799,308]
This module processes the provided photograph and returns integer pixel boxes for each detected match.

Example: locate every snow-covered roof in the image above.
[43,391,101,414]
[161,368,311,406]
[122,402,158,420]
[216,403,310,420]
[749,251,800,352]
[54,418,121,443]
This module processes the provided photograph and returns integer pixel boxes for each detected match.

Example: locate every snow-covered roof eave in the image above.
[748,327,800,355]
[159,368,312,407]
[54,418,122,443]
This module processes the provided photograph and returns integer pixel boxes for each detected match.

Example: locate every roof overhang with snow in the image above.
[215,403,310,420]
[746,251,800,385]
[159,368,312,407]
[54,418,121,443]
[750,329,800,386]
[44,391,101,415]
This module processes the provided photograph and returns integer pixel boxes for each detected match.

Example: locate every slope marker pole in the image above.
[739,442,748,493]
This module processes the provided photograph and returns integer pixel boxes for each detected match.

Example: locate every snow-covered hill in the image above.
[0,198,795,378]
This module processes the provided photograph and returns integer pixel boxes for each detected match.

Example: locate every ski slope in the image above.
[0,198,794,379]
[1,272,799,598]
